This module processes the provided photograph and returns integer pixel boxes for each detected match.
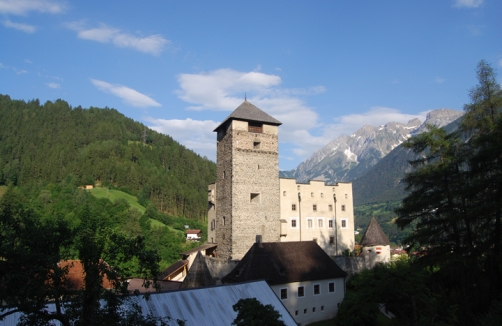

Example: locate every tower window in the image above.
[314,284,320,295]
[253,141,261,149]
[311,192,314,197]
[250,193,260,203]
[321,193,324,198]
[248,122,263,133]
[329,204,333,211]
[223,216,226,225]
[298,286,305,297]
[292,204,296,211]
[330,236,334,244]
[283,191,286,196]
[341,218,348,228]
[341,205,346,211]
[313,204,317,211]
[345,194,348,199]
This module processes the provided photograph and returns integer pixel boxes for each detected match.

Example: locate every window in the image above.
[223,170,226,179]
[211,237,213,243]
[318,218,323,228]
[283,191,286,196]
[329,282,335,293]
[311,192,314,197]
[330,236,334,245]
[321,306,324,311]
[298,286,305,297]
[341,205,346,211]
[253,141,261,149]
[280,288,288,300]
[345,194,348,199]
[304,309,307,314]
[223,216,226,225]
[295,311,298,316]
[250,193,260,203]
[297,185,300,190]
[341,218,348,229]
[291,218,298,229]
[211,219,215,230]
[328,219,333,228]
[292,204,296,211]
[321,193,324,198]
[248,122,263,133]
[313,307,316,312]
[314,284,320,295]
[328,204,333,211]
[313,204,317,211]
[307,219,313,229]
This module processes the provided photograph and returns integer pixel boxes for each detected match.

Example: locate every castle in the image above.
[207,100,355,260]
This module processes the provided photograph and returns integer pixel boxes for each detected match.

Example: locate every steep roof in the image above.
[214,100,282,132]
[222,241,347,285]
[180,251,216,289]
[1,280,297,326]
[159,259,188,280]
[359,217,390,246]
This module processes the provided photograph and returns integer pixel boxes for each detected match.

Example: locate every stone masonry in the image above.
[213,102,281,260]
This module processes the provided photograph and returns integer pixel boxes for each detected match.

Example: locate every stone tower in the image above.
[213,101,282,260]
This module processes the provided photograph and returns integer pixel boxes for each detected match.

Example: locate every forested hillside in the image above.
[0,95,216,220]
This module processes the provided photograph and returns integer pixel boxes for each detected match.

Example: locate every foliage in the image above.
[0,186,169,325]
[393,60,502,323]
[0,95,216,220]
[232,298,286,326]
[354,201,412,244]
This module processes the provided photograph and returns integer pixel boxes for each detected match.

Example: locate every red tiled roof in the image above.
[186,230,201,234]
[58,260,114,290]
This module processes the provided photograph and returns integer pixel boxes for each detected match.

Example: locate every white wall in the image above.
[271,278,345,325]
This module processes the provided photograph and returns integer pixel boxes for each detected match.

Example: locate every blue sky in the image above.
[1,0,501,170]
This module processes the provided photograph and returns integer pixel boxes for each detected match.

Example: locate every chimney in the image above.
[256,235,262,243]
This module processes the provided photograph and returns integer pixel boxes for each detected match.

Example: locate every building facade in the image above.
[207,101,355,259]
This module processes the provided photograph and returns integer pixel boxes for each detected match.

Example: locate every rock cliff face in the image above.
[281,108,463,184]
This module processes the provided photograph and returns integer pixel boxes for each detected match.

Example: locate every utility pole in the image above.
[298,192,302,241]
[333,194,338,255]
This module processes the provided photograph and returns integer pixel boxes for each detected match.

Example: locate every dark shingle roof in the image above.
[159,260,188,280]
[359,217,390,246]
[214,100,282,132]
[221,241,347,285]
[180,251,216,289]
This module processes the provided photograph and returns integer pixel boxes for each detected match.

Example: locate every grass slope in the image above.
[88,187,183,234]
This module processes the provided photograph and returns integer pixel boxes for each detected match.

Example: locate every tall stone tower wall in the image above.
[215,119,281,260]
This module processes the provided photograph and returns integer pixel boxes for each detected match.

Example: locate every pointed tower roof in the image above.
[359,217,390,246]
[214,100,282,132]
[180,251,216,289]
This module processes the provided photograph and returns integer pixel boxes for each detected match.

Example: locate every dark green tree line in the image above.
[0,95,216,220]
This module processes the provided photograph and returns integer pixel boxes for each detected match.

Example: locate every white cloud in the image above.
[3,19,35,33]
[46,82,60,89]
[14,68,27,74]
[453,0,484,8]
[90,79,161,108]
[435,77,446,84]
[146,117,218,161]
[0,0,64,15]
[172,68,429,165]
[66,22,169,56]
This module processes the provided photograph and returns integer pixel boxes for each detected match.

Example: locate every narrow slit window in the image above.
[250,193,260,203]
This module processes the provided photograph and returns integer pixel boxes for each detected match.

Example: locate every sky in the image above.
[1,0,501,170]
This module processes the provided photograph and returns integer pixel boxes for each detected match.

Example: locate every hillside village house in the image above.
[185,229,202,241]
[222,240,347,325]
[206,100,355,260]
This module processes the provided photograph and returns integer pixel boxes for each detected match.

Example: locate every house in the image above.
[0,280,297,326]
[206,100,355,260]
[359,217,391,267]
[185,229,202,240]
[222,239,347,325]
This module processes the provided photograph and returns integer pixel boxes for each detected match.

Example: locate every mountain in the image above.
[281,108,464,184]
[0,94,216,219]
[352,115,463,206]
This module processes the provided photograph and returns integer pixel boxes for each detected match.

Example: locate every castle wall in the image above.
[279,179,355,256]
